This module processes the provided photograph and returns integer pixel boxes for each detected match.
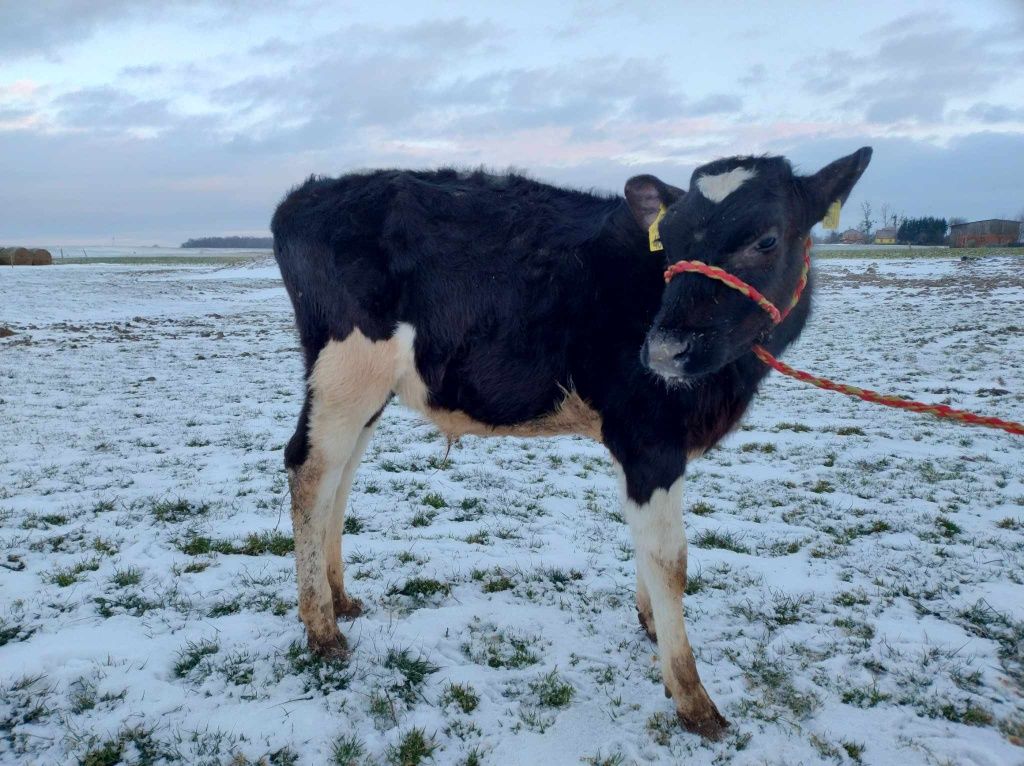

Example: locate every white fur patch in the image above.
[695,167,756,203]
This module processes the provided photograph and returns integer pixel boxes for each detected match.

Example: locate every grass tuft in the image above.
[386,728,436,766]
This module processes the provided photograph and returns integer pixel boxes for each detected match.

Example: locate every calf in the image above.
[271,147,872,738]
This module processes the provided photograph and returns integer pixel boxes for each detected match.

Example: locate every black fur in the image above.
[273,152,871,502]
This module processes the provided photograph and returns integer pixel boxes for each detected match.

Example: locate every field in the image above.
[1,254,1023,765]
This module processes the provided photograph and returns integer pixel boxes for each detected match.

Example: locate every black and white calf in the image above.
[271,147,872,738]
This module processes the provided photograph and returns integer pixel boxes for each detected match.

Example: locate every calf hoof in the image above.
[307,630,349,661]
[637,608,657,643]
[333,595,364,619]
[677,704,729,740]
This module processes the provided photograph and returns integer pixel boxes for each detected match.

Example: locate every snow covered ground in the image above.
[1,254,1022,766]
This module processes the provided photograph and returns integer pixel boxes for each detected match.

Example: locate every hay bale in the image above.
[0,246,51,265]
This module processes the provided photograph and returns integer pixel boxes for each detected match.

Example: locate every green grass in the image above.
[386,728,436,766]
[462,622,541,669]
[178,530,293,556]
[812,246,1022,260]
[384,649,439,703]
[530,670,574,708]
[331,734,366,766]
[46,557,100,587]
[693,529,749,554]
[57,254,263,266]
[173,638,220,677]
[442,682,479,714]
[79,726,173,766]
[388,577,451,600]
[422,492,447,509]
[739,441,777,453]
[284,641,353,695]
[110,567,142,588]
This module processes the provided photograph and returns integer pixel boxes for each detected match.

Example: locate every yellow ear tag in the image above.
[649,204,667,252]
[822,200,841,230]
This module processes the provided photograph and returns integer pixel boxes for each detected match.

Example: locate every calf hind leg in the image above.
[287,331,399,658]
[325,421,378,619]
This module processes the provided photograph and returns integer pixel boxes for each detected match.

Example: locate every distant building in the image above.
[841,228,865,244]
[949,219,1021,248]
[874,227,898,244]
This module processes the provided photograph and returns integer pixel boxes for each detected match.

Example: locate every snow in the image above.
[1,255,1022,765]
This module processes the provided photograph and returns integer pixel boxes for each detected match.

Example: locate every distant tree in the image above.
[181,236,273,249]
[948,216,967,227]
[859,201,874,237]
[896,217,947,245]
[879,202,892,230]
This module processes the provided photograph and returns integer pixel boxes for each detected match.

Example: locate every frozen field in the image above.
[1,255,1023,766]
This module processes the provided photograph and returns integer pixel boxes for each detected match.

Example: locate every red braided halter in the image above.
[663,238,1024,436]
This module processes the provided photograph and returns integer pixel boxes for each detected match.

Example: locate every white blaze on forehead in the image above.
[695,166,756,203]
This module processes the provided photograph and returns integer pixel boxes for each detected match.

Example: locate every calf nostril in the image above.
[645,333,694,372]
[671,338,694,360]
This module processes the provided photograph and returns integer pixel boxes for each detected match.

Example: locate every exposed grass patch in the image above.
[775,421,812,432]
[173,638,220,678]
[178,530,293,556]
[422,492,447,509]
[410,509,437,527]
[462,619,542,669]
[689,501,715,516]
[94,592,160,618]
[46,557,101,587]
[388,577,451,601]
[284,641,353,695]
[344,513,364,534]
[151,496,211,523]
[79,725,172,766]
[386,728,436,766]
[834,426,866,436]
[530,669,574,708]
[935,515,962,538]
[385,648,439,703]
[331,734,366,766]
[0,617,36,647]
[442,682,479,714]
[110,567,142,588]
[693,529,749,554]
[729,643,821,722]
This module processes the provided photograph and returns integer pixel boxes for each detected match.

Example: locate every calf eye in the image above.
[755,235,777,251]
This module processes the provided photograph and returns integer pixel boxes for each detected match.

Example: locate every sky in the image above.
[2,0,1023,245]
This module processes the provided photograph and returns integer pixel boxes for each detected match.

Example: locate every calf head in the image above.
[626,147,872,381]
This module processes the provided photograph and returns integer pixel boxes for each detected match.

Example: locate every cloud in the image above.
[0,1,170,58]
[963,102,1024,124]
[0,1,286,59]
[795,12,1024,125]
[54,86,176,132]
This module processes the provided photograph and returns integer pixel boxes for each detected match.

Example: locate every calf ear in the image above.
[800,147,872,228]
[624,175,685,230]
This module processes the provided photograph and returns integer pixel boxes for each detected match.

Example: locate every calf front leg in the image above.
[619,465,728,739]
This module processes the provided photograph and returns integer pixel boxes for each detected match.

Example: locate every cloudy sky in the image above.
[2,0,1023,245]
